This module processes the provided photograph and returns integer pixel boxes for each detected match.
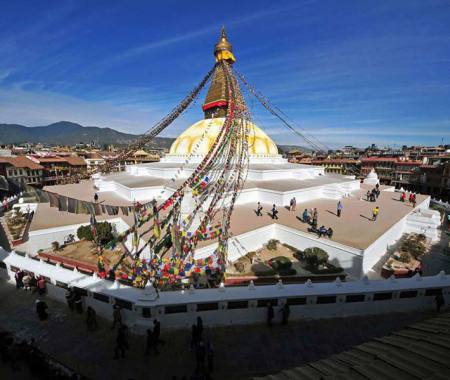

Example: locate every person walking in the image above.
[256,202,263,216]
[412,193,417,208]
[153,319,165,349]
[14,270,24,289]
[35,299,48,321]
[302,209,308,223]
[435,292,445,313]
[280,303,290,325]
[65,288,75,311]
[337,201,343,217]
[112,304,122,329]
[114,324,129,359]
[74,292,83,314]
[372,206,379,221]
[271,204,279,220]
[37,276,46,295]
[86,306,98,331]
[196,316,204,340]
[292,197,296,212]
[312,208,318,228]
[267,303,274,327]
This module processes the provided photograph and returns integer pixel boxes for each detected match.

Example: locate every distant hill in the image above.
[0,121,311,152]
[0,121,174,149]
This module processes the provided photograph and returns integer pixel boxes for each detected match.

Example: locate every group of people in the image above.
[400,191,417,207]
[366,184,381,202]
[1,192,22,212]
[14,270,47,295]
[267,302,290,326]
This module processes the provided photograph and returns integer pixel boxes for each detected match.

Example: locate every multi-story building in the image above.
[0,156,45,186]
[360,157,397,184]
[391,161,423,189]
[310,159,360,176]
[27,155,87,185]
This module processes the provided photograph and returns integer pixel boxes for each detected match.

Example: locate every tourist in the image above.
[290,197,296,212]
[111,304,122,329]
[327,227,334,239]
[256,202,263,216]
[312,208,318,228]
[412,194,417,208]
[35,299,48,321]
[337,201,343,217]
[435,292,445,313]
[14,270,24,289]
[65,288,75,311]
[401,192,406,202]
[206,340,214,373]
[302,209,308,223]
[153,319,165,348]
[113,324,129,359]
[22,273,31,291]
[37,276,46,295]
[267,303,274,327]
[74,292,83,314]
[318,225,328,238]
[197,316,204,339]
[86,306,98,331]
[280,303,290,325]
[29,274,38,293]
[366,190,371,201]
[372,206,379,221]
[271,204,279,220]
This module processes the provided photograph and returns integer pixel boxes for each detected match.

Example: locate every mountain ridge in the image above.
[0,121,312,152]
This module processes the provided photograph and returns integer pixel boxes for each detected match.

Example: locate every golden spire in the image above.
[214,26,236,63]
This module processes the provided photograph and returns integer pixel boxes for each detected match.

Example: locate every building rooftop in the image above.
[0,156,44,170]
[255,311,450,380]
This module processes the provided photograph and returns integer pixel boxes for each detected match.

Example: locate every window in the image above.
[165,304,187,314]
[257,299,278,308]
[286,297,306,306]
[346,294,366,303]
[373,292,393,301]
[115,298,133,310]
[55,281,68,289]
[74,287,88,297]
[399,290,418,299]
[425,288,443,297]
[317,296,337,304]
[227,300,248,309]
[142,308,151,318]
[93,292,109,303]
[197,302,219,312]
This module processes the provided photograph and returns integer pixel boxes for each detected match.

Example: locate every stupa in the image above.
[95,28,360,203]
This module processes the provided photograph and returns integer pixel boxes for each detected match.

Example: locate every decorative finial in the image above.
[221,25,227,39]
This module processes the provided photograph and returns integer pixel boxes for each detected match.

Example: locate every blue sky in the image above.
[0,0,449,148]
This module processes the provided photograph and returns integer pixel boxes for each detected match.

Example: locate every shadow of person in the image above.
[360,214,372,221]
[326,210,337,216]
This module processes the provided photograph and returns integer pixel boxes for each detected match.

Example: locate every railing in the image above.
[1,250,449,330]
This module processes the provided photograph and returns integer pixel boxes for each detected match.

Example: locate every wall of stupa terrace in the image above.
[1,248,449,331]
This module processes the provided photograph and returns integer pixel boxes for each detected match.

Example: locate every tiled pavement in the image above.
[0,279,437,380]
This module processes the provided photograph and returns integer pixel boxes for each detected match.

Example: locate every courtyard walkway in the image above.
[0,279,438,380]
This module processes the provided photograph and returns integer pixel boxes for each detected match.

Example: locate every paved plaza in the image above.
[0,279,437,380]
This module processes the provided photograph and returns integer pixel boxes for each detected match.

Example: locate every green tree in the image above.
[304,247,329,267]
